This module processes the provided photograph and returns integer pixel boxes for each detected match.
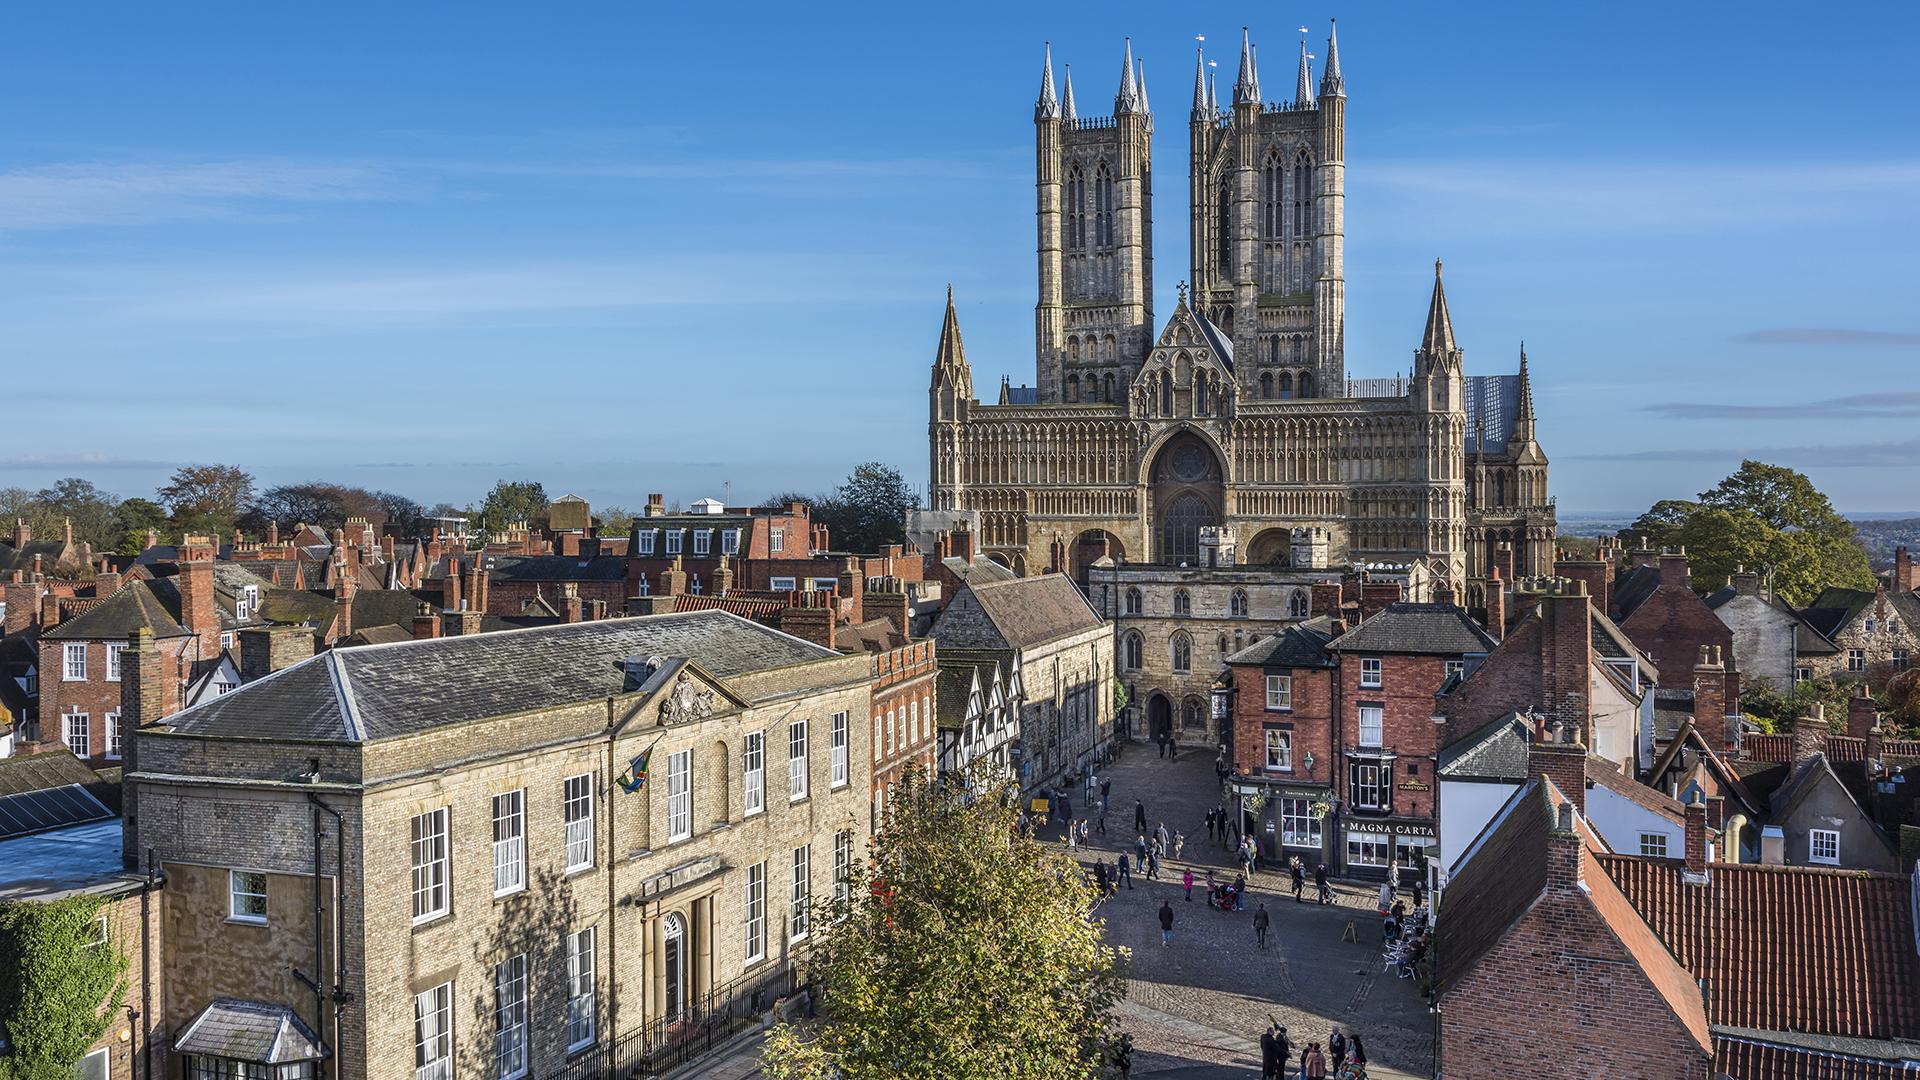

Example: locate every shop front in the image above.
[1339,818,1437,883]
[1230,779,1335,870]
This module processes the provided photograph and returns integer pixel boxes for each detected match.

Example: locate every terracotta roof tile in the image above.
[1711,1032,1920,1080]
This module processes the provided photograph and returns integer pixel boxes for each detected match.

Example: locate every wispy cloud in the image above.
[0,160,402,229]
[0,453,175,470]
[1577,436,1920,467]
[1644,392,1920,420]
[1366,160,1920,233]
[1731,327,1920,346]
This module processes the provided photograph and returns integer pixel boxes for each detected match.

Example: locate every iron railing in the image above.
[542,962,803,1080]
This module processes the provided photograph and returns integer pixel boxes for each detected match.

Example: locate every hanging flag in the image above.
[618,740,660,793]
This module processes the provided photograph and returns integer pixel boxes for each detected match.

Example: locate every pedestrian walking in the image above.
[1183,868,1194,901]
[1329,1025,1347,1072]
[1157,733,1166,758]
[1114,1033,1133,1079]
[1137,834,1148,862]
[1101,779,1112,812]
[1134,800,1148,832]
[1156,821,1171,851]
[1205,807,1217,840]
[1095,811,1107,836]
[1253,902,1271,948]
[1301,1042,1326,1080]
[1094,861,1108,894]
[1260,1025,1279,1080]
[1314,863,1331,905]
[1169,738,1179,760]
[1174,831,1186,860]
[1118,852,1134,889]
[1158,900,1174,946]
[1079,819,1091,846]
[1273,1025,1291,1076]
[1291,858,1306,903]
[1147,849,1161,880]
[1348,1032,1367,1069]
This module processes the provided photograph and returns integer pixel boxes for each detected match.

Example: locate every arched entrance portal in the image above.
[1150,432,1225,564]
[1247,528,1293,566]
[1147,694,1173,742]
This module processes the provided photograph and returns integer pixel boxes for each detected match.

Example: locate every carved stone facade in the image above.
[928,26,1554,591]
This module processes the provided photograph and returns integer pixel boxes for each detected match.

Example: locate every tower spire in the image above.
[1207,64,1219,113]
[1192,43,1208,118]
[1234,27,1260,105]
[933,285,970,383]
[1320,19,1345,98]
[1421,259,1459,356]
[1036,43,1059,120]
[1516,342,1537,423]
[1062,64,1077,123]
[1115,38,1140,113]
[1136,58,1150,115]
[1295,40,1315,107]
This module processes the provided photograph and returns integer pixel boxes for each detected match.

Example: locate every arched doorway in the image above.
[663,913,687,1023]
[1147,694,1173,742]
[1149,432,1224,564]
[1182,696,1208,734]
[1246,528,1293,566]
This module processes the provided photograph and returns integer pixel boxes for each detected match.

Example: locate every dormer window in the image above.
[637,531,656,556]
[693,530,712,556]
[721,529,741,555]
[665,531,683,555]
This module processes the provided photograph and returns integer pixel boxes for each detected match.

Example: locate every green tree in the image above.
[476,480,548,536]
[1738,676,1863,732]
[110,498,169,556]
[594,505,637,536]
[156,463,255,536]
[812,463,916,554]
[1624,499,1698,551]
[764,764,1127,1080]
[0,897,129,1079]
[31,479,120,551]
[375,491,427,538]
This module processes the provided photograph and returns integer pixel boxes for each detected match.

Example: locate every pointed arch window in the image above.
[1293,159,1313,237]
[1268,337,1281,363]
[1195,371,1209,415]
[1289,589,1310,618]
[1298,371,1313,398]
[1124,631,1144,671]
[1278,371,1294,399]
[1260,372,1273,399]
[1103,373,1115,403]
[1262,154,1284,239]
[1171,632,1192,674]
[1161,375,1174,416]
[1217,175,1234,278]
[1093,163,1115,249]
[1125,587,1143,615]
[1066,164,1088,251]
[1173,589,1192,616]
[1231,589,1249,617]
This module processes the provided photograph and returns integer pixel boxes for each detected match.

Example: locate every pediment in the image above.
[614,655,750,732]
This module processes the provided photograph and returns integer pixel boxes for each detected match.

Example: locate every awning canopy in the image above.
[174,999,324,1064]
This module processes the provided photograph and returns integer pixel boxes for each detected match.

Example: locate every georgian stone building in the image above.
[927,25,1553,596]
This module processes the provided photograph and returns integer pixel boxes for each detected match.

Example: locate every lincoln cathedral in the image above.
[928,24,1554,595]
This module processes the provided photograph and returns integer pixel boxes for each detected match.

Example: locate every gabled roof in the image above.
[1799,587,1877,639]
[160,610,840,744]
[1647,719,1763,818]
[41,580,193,641]
[933,574,1101,652]
[941,555,1017,585]
[1585,757,1687,826]
[1599,854,1920,1040]
[1437,711,1532,780]
[1223,616,1334,668]
[174,999,324,1065]
[1326,602,1495,656]
[1612,565,1662,621]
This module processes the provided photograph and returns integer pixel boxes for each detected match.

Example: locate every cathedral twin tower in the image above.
[929,24,1554,592]
[1034,26,1345,406]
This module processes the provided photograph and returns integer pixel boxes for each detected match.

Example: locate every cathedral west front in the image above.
[927,24,1554,595]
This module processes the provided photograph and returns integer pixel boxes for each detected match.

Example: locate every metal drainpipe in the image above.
[141,847,156,1080]
[308,800,325,1067]
[604,697,620,1059]
[307,793,350,1080]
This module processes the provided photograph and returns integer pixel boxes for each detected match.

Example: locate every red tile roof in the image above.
[1712,1034,1918,1080]
[1743,731,1920,764]
[1598,855,1920,1040]
[670,595,786,620]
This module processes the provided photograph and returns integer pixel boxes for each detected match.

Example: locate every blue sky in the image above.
[4,1,1917,515]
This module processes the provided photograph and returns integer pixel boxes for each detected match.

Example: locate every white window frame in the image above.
[745,860,767,964]
[492,790,526,897]
[1346,830,1389,867]
[1810,828,1840,866]
[743,732,765,817]
[769,576,797,591]
[411,808,450,924]
[1847,649,1865,673]
[721,528,741,555]
[415,982,453,1080]
[833,830,853,904]
[790,844,811,941]
[63,642,87,681]
[1280,797,1321,847]
[1895,649,1912,670]
[1265,674,1292,710]
[566,927,597,1051]
[693,529,712,556]
[810,577,837,591]
[1352,762,1385,810]
[789,718,809,802]
[770,527,785,553]
[637,530,656,555]
[564,774,594,873]
[104,711,121,760]
[106,642,126,682]
[1358,705,1384,748]
[493,953,528,1080]
[1360,657,1383,689]
[1445,659,1465,680]
[664,530,683,555]
[78,1049,109,1080]
[64,711,90,758]
[1264,728,1292,771]
[667,749,693,842]
[830,711,849,788]
[229,869,268,923]
[1794,666,1812,683]
[1638,832,1669,858]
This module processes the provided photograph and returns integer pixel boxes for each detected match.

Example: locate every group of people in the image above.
[1261,1021,1370,1079]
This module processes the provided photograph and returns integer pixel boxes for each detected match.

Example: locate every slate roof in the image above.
[941,556,1017,585]
[488,554,629,582]
[0,749,102,797]
[933,574,1102,651]
[162,610,840,744]
[0,539,72,574]
[174,999,324,1064]
[1599,855,1920,1041]
[1801,586,1920,641]
[1437,711,1532,780]
[1326,602,1496,656]
[834,617,906,654]
[41,581,193,641]
[1223,616,1335,668]
[1194,312,1235,370]
[1612,565,1662,621]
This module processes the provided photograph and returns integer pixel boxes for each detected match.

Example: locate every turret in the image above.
[1512,343,1537,444]
[1410,258,1469,590]
[1115,38,1141,114]
[1416,259,1464,379]
[1313,19,1348,393]
[1295,40,1315,108]
[1135,59,1150,117]
[1320,19,1345,99]
[1191,43,1208,121]
[1035,44,1065,402]
[1062,64,1077,123]
[1233,27,1260,106]
[929,286,974,511]
[1036,42,1059,120]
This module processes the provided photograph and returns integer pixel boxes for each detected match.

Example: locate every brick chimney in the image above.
[1790,705,1828,764]
[660,556,687,597]
[1896,546,1915,594]
[1658,548,1690,589]
[334,583,354,643]
[561,583,584,624]
[1484,568,1506,641]
[267,520,280,547]
[9,519,27,549]
[1311,581,1343,619]
[177,550,219,660]
[466,556,489,614]
[1545,799,1584,893]
[238,625,314,681]
[1731,565,1763,598]
[120,628,165,867]
[713,555,735,597]
[143,528,158,551]
[1434,581,1456,607]
[441,609,483,637]
[951,523,974,562]
[1684,792,1709,875]
[837,558,865,624]
[1493,543,1515,585]
[1692,645,1725,732]
[412,604,441,639]
[777,598,835,648]
[94,569,122,598]
[1539,579,1592,736]
[865,585,911,638]
[1848,686,1878,740]
[1529,716,1588,813]
[3,575,37,636]
[646,493,665,518]
[1629,536,1658,570]
[1554,554,1611,617]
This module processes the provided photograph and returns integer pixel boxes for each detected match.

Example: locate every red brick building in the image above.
[1612,548,1734,691]
[865,638,937,827]
[1223,620,1339,868]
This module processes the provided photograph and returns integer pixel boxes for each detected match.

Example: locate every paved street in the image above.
[1052,740,1435,1079]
